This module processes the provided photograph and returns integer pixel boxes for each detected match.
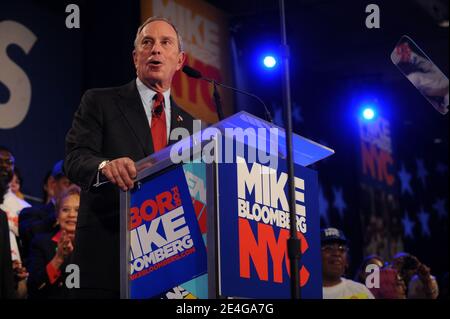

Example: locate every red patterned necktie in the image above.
[151,92,167,152]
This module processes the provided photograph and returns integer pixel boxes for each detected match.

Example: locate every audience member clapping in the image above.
[27,185,80,299]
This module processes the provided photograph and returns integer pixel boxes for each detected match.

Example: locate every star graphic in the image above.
[292,102,303,124]
[436,162,448,175]
[332,187,347,219]
[402,211,415,239]
[416,159,428,187]
[318,186,330,226]
[272,102,283,127]
[417,208,431,237]
[432,198,447,219]
[398,163,413,195]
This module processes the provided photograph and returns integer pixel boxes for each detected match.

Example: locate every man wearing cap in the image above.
[321,227,375,299]
[19,160,72,263]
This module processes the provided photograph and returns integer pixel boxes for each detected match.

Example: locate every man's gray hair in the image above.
[134,17,184,52]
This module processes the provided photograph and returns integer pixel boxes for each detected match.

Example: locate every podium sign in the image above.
[217,156,322,298]
[127,166,207,299]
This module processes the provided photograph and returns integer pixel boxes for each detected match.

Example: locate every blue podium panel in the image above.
[217,154,323,299]
[128,165,207,299]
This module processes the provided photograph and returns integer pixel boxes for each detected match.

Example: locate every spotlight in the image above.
[263,56,277,68]
[362,107,376,120]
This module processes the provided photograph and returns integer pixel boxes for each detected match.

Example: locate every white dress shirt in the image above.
[136,78,171,142]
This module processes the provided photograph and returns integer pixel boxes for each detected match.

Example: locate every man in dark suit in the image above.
[64,17,194,298]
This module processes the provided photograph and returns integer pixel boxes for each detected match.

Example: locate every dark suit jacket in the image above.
[27,232,68,299]
[19,202,58,263]
[64,80,195,298]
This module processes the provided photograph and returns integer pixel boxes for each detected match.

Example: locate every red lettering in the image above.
[155,191,175,215]
[171,186,181,207]
[283,230,310,287]
[239,218,310,287]
[239,218,268,281]
[361,141,395,186]
[130,188,182,229]
[361,141,377,179]
[140,199,159,222]
[378,150,395,186]
[263,225,287,283]
[129,207,140,230]
[192,198,207,234]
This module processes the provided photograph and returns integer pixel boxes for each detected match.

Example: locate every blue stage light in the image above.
[263,56,277,68]
[362,107,376,120]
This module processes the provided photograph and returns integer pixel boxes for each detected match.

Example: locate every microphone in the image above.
[182,65,202,79]
[182,65,273,123]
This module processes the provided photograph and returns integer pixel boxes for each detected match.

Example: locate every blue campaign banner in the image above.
[217,156,322,299]
[128,165,207,299]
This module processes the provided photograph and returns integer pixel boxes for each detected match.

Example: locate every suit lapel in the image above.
[117,80,154,156]
[169,98,192,146]
[116,82,193,154]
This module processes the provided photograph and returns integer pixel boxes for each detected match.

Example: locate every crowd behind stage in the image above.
[0,145,448,299]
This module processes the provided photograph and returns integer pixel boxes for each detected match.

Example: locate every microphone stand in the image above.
[212,81,225,121]
[183,65,273,123]
[215,82,274,123]
[279,0,301,299]
[209,79,273,123]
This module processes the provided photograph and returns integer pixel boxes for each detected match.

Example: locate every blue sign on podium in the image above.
[128,166,207,299]
[217,156,323,298]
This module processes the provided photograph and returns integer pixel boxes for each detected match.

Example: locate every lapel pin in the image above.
[177,115,184,122]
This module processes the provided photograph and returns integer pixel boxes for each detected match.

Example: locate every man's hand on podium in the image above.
[100,157,137,191]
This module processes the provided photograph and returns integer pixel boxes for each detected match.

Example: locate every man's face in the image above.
[133,20,186,91]
[321,241,348,280]
[0,150,14,182]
